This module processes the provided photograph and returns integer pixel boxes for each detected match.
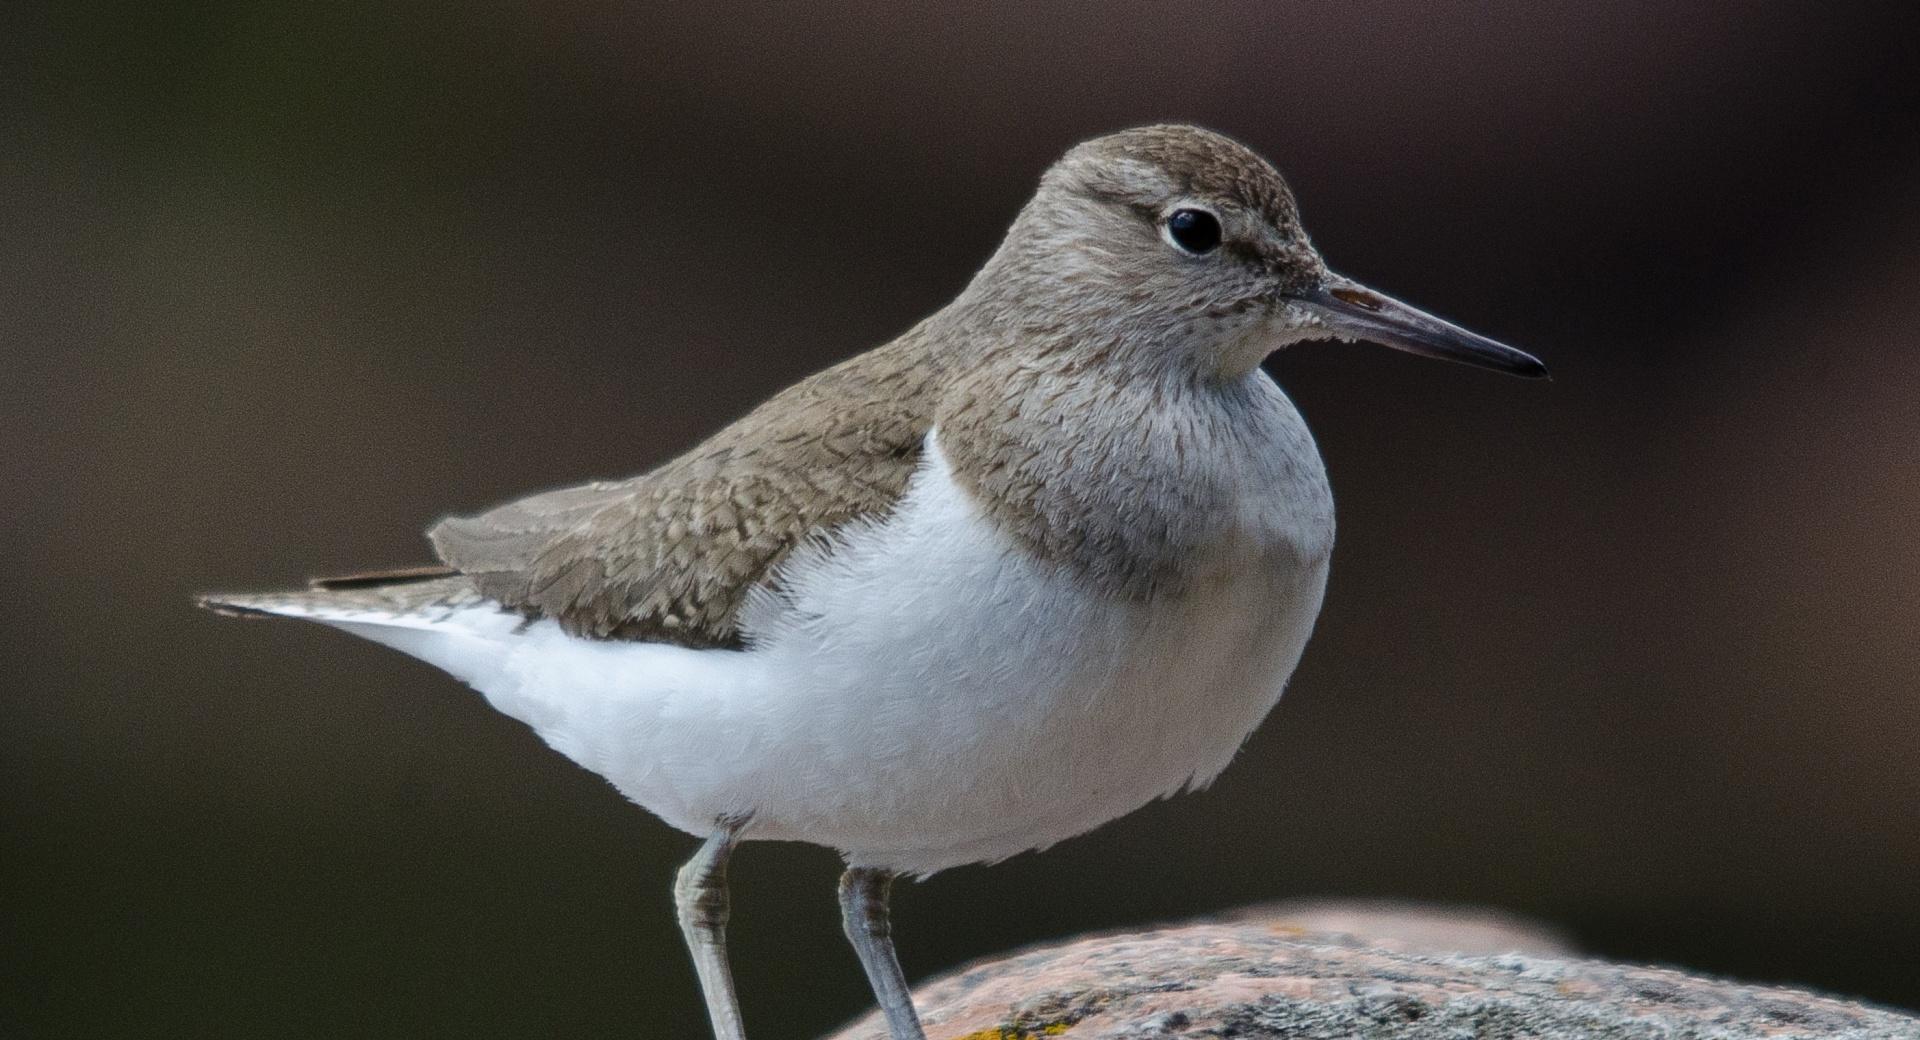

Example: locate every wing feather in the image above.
[430,339,939,648]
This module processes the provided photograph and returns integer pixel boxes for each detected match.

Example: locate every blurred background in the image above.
[5,2,1919,1036]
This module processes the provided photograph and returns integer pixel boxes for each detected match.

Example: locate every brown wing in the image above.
[429,337,940,648]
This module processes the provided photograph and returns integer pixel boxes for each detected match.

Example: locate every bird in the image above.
[199,124,1545,1040]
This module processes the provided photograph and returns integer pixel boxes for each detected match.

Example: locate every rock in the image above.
[1222,897,1577,957]
[825,904,1919,1039]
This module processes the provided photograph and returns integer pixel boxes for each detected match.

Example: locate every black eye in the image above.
[1164,208,1222,255]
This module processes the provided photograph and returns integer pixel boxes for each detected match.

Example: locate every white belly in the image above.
[390,426,1330,876]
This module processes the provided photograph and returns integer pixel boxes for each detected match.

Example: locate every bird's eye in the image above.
[1163,208,1222,255]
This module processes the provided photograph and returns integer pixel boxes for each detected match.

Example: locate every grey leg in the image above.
[838,867,928,1040]
[674,819,748,1040]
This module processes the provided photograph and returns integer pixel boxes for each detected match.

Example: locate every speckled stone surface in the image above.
[826,911,1919,1040]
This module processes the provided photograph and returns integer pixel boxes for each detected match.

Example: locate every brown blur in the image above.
[4,2,1918,1036]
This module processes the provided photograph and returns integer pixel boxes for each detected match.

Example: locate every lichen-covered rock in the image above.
[1223,898,1577,957]
[826,909,1918,1039]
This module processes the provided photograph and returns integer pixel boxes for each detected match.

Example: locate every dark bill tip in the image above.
[1307,276,1548,380]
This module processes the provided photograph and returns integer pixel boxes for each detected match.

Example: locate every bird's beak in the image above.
[1295,273,1548,378]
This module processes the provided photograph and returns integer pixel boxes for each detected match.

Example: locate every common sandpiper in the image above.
[202,124,1546,1040]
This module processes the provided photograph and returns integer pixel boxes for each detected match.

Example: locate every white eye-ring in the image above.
[1162,207,1223,255]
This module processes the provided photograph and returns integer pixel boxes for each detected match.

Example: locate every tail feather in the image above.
[197,574,485,624]
[310,564,459,590]
[197,574,524,685]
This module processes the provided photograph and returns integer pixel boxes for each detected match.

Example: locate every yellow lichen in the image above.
[954,1023,1071,1040]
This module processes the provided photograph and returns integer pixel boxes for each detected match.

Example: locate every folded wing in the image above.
[429,341,939,648]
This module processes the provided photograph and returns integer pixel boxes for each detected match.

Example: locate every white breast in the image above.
[326,405,1333,876]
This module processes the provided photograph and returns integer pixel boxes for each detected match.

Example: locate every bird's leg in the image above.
[838,867,928,1040]
[674,818,749,1040]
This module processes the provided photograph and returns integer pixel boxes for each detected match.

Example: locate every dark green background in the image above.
[6,2,1919,1036]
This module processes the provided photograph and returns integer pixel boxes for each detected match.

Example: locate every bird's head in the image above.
[971,124,1546,382]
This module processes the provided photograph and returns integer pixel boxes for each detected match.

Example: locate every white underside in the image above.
[278,428,1331,875]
